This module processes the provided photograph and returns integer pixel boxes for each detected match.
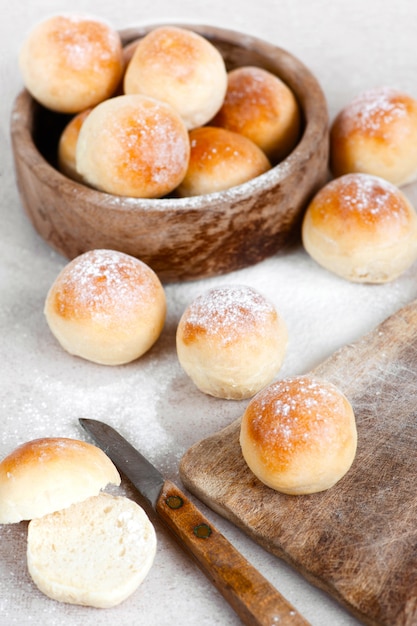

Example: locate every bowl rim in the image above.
[10,22,329,214]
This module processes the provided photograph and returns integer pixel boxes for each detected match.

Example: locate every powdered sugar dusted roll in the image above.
[330,86,417,186]
[240,375,357,495]
[44,249,166,365]
[19,14,124,113]
[176,285,288,399]
[211,65,301,163]
[123,26,227,130]
[302,173,417,283]
[76,94,190,198]
[176,126,271,197]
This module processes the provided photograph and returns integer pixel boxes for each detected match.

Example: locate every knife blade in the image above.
[79,418,311,626]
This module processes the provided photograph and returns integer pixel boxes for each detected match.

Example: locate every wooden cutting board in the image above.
[180,298,417,626]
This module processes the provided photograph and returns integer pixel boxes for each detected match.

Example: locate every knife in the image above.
[79,418,311,626]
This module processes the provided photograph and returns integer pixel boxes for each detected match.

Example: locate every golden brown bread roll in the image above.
[19,14,124,113]
[0,438,120,523]
[176,126,271,197]
[44,249,166,365]
[176,285,288,399]
[302,172,417,283]
[330,86,417,186]
[240,375,357,495]
[57,108,91,181]
[76,94,190,198]
[210,65,301,162]
[123,26,227,130]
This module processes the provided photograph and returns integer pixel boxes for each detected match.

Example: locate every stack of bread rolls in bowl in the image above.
[7,10,417,614]
[11,15,329,282]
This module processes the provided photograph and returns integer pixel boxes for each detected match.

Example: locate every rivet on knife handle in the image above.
[156,479,310,626]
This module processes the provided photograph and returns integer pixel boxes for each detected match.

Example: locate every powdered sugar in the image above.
[52,249,159,322]
[339,86,409,135]
[51,15,121,71]
[321,173,410,225]
[182,284,277,345]
[250,376,345,452]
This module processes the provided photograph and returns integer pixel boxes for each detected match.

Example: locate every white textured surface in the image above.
[2,1,417,625]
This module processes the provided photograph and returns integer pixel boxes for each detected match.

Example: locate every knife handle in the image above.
[155,479,311,626]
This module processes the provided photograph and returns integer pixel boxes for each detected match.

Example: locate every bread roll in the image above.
[44,249,166,365]
[176,285,288,399]
[19,14,124,113]
[0,438,120,523]
[211,66,301,162]
[76,94,190,198]
[176,126,271,197]
[330,86,417,186]
[27,493,157,608]
[240,375,357,495]
[123,26,227,129]
[302,173,417,283]
[57,108,91,181]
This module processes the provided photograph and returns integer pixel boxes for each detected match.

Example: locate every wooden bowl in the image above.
[10,24,329,283]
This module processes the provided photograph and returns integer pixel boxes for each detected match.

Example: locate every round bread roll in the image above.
[44,249,166,365]
[123,26,227,130]
[27,492,157,608]
[19,14,124,113]
[240,375,357,495]
[176,126,271,197]
[176,285,288,400]
[330,86,417,186]
[302,173,417,283]
[210,66,301,162]
[76,94,190,198]
[0,438,120,523]
[57,108,91,182]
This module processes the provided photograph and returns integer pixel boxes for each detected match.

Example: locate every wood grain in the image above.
[156,479,311,626]
[180,299,417,626]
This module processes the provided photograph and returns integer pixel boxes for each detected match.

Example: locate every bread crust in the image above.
[57,108,91,181]
[27,493,157,607]
[76,94,190,198]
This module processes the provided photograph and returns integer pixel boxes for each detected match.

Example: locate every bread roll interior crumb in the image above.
[27,493,157,608]
[124,26,227,130]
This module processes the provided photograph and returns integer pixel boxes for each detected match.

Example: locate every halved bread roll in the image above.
[27,492,157,608]
[0,437,157,608]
